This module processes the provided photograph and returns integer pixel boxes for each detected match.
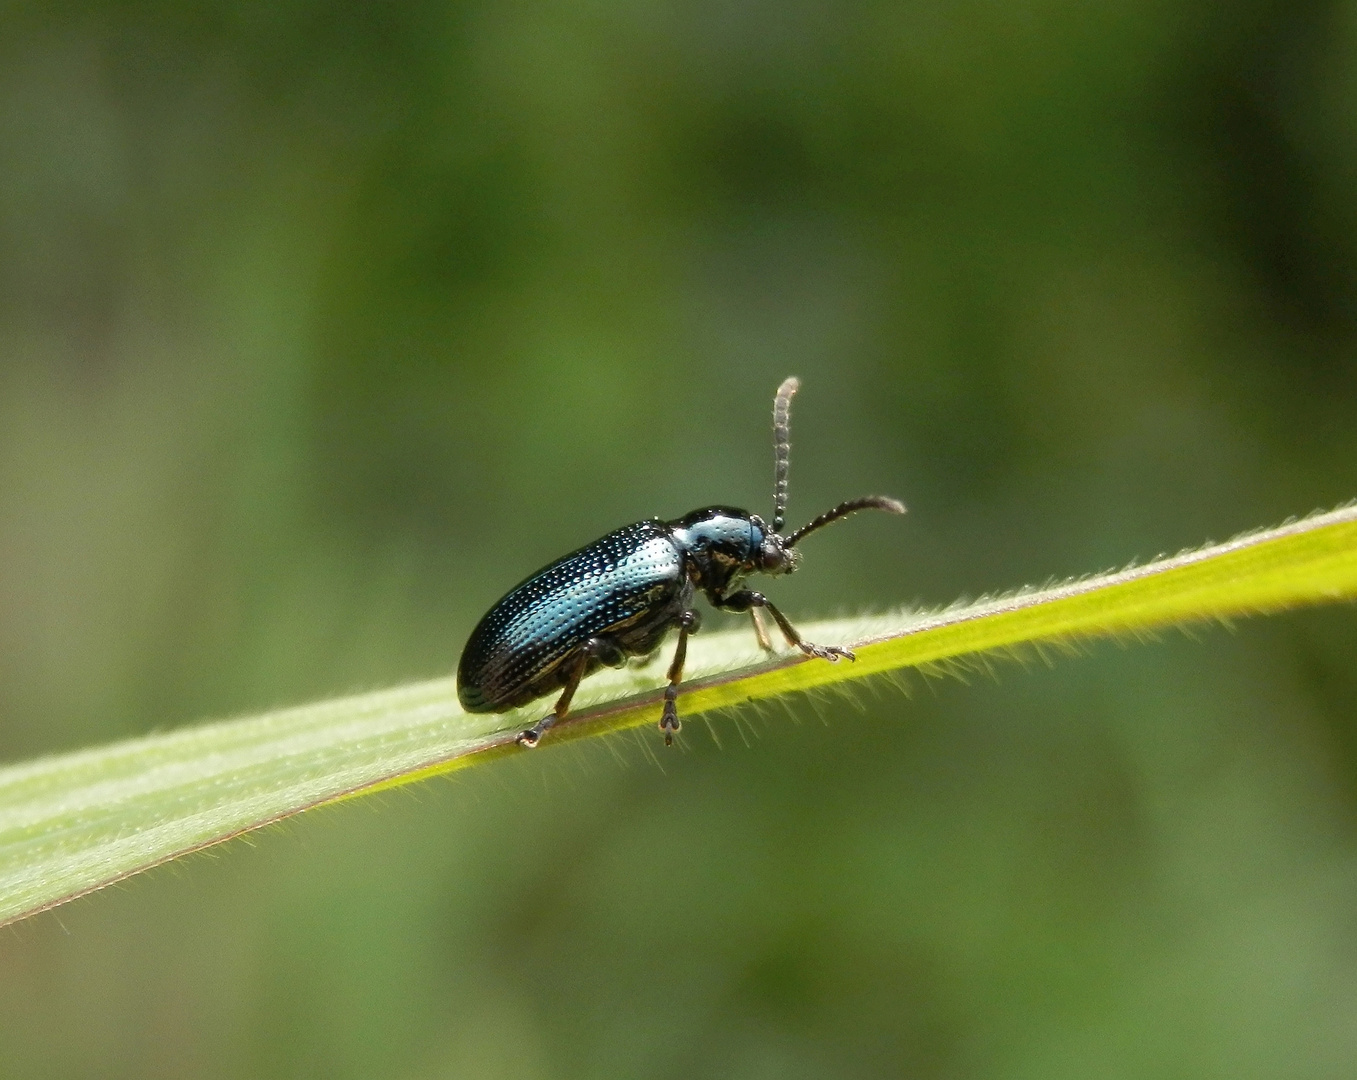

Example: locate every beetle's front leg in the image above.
[660,609,701,745]
[517,636,622,748]
[748,607,774,652]
[716,590,855,662]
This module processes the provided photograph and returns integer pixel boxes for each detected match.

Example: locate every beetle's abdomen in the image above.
[457,520,685,712]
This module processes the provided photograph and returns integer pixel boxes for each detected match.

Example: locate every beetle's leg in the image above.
[660,610,701,746]
[517,637,616,748]
[717,590,855,662]
[748,607,773,652]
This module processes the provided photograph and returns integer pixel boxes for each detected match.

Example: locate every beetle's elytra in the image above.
[457,377,905,748]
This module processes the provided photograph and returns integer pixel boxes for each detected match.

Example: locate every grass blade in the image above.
[2,505,1356,926]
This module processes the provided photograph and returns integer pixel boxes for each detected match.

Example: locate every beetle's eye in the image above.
[760,540,786,572]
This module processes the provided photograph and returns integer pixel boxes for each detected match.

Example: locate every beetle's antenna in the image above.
[785,496,905,548]
[772,376,799,533]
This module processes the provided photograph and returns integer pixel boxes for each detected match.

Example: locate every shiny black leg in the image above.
[716,590,855,662]
[517,636,616,748]
[660,610,700,745]
[749,607,773,652]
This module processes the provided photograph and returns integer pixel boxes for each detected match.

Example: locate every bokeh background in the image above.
[2,1,1357,1077]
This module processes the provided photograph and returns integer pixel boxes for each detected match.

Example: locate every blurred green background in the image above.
[3,1,1357,1077]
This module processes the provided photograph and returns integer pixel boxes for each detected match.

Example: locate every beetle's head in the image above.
[750,514,801,577]
[670,507,799,590]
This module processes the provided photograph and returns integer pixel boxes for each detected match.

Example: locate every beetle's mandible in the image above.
[456,377,905,748]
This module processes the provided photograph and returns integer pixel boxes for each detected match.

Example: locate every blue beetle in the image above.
[457,377,905,747]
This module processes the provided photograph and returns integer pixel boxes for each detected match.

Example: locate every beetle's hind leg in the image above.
[516,636,623,748]
[660,610,701,745]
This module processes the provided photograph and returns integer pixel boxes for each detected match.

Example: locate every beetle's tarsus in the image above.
[660,701,681,745]
[516,728,542,748]
[800,642,856,662]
